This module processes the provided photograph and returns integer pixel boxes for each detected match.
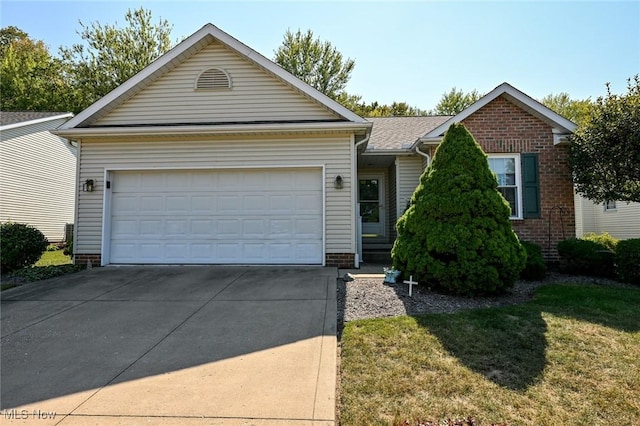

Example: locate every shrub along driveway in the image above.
[1,266,337,425]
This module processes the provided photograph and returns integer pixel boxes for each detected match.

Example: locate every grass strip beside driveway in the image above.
[339,283,640,426]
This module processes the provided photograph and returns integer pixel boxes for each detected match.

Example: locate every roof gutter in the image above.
[52,121,372,139]
[0,113,73,131]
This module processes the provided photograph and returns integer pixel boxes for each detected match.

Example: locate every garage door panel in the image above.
[190,244,214,260]
[296,194,322,212]
[217,219,241,238]
[191,195,215,212]
[112,219,138,238]
[191,219,215,236]
[166,196,189,212]
[295,218,323,238]
[140,220,163,236]
[243,219,266,238]
[140,196,164,212]
[217,194,242,213]
[109,169,323,264]
[243,194,267,212]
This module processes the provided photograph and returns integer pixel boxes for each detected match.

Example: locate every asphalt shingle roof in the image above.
[0,111,71,127]
[365,116,452,151]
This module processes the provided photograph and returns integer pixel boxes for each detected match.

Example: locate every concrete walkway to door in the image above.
[1,266,337,425]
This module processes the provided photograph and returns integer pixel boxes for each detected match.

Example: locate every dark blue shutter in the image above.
[521,153,541,218]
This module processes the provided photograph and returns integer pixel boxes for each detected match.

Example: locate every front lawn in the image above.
[340,283,640,425]
[35,246,73,266]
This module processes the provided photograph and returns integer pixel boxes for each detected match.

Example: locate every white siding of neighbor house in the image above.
[0,119,76,241]
[76,134,354,255]
[396,155,423,218]
[94,40,339,126]
[575,194,640,239]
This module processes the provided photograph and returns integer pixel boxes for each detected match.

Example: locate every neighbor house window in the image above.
[488,154,522,219]
[604,200,617,211]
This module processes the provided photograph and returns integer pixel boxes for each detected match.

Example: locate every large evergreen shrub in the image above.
[1,222,49,273]
[392,123,526,296]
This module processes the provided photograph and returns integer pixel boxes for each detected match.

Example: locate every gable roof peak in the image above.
[59,23,366,130]
[420,82,577,143]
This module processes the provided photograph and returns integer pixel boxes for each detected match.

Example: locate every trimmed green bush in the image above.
[582,232,619,251]
[615,238,640,285]
[392,123,526,296]
[557,238,615,277]
[520,241,547,280]
[1,222,49,273]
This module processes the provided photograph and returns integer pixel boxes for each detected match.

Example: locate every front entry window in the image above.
[359,179,380,223]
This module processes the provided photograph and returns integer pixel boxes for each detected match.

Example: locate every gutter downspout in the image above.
[414,141,431,165]
[353,132,370,268]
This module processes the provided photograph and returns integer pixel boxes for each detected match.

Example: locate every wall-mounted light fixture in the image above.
[83,179,95,192]
[334,175,343,190]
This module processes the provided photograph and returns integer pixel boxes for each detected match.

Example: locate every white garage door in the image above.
[109,169,323,264]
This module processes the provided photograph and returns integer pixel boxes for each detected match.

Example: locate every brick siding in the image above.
[75,254,102,266]
[325,253,355,268]
[429,95,575,259]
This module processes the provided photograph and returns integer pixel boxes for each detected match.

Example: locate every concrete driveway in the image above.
[1,266,337,425]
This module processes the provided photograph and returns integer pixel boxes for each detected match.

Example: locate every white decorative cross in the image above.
[404,275,418,297]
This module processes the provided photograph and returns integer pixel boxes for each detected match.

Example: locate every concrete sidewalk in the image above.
[1,266,337,425]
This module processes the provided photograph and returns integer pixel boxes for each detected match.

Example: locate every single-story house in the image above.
[575,196,640,239]
[1,111,75,242]
[54,23,577,268]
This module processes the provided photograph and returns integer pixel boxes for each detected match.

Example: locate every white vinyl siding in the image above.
[94,41,339,126]
[576,194,640,239]
[76,134,353,256]
[396,155,423,218]
[0,119,76,241]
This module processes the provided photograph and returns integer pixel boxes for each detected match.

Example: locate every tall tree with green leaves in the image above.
[274,29,355,101]
[432,87,483,115]
[570,75,640,203]
[59,7,174,112]
[540,92,593,126]
[0,27,72,111]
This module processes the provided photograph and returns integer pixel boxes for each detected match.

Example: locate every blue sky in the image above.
[2,1,639,110]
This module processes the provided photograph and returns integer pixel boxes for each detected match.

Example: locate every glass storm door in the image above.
[359,174,385,237]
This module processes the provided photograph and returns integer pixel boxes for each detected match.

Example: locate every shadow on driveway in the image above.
[1,265,337,421]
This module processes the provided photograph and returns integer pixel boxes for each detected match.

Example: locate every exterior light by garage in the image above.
[83,179,95,192]
[334,175,344,189]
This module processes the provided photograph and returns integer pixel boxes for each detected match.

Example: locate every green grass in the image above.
[1,247,84,291]
[35,246,73,266]
[339,283,640,426]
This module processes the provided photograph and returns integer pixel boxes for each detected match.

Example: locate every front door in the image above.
[359,173,385,237]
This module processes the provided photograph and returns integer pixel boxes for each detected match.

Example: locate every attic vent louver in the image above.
[196,68,231,89]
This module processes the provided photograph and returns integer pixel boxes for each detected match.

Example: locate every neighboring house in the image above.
[54,24,576,268]
[575,196,640,239]
[1,111,75,242]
